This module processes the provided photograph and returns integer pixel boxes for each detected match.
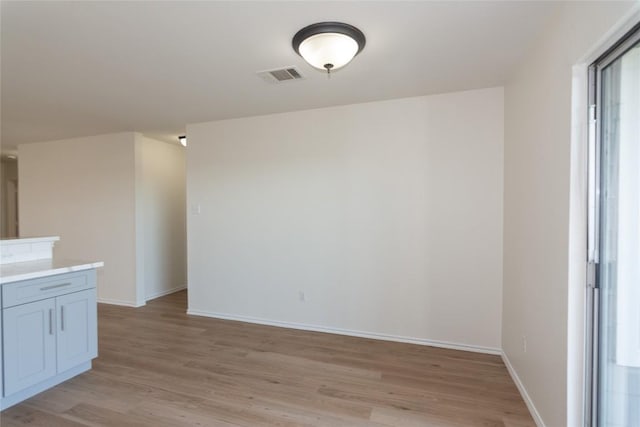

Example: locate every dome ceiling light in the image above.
[292,22,366,75]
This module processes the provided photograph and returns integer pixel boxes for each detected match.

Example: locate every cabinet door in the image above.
[56,289,97,373]
[0,303,3,398]
[3,298,57,395]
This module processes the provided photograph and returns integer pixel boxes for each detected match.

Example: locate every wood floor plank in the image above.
[63,403,189,427]
[0,291,535,426]
[1,404,90,427]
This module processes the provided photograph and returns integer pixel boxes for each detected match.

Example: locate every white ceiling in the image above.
[1,1,557,149]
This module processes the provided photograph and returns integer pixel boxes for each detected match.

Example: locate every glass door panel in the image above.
[597,33,640,427]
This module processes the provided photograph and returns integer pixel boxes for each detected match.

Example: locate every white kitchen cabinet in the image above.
[56,288,97,373]
[0,269,99,410]
[0,299,3,398]
[3,298,57,395]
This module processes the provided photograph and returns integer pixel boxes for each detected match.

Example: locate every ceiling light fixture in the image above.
[178,135,187,147]
[292,22,366,75]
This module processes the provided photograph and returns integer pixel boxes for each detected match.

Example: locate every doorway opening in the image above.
[1,155,19,238]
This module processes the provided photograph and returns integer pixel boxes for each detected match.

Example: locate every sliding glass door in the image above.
[588,25,640,427]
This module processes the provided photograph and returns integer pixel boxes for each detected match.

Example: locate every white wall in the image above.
[187,87,504,351]
[18,132,187,307]
[502,2,637,426]
[135,135,187,302]
[19,133,138,305]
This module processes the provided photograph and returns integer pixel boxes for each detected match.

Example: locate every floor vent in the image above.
[257,66,304,83]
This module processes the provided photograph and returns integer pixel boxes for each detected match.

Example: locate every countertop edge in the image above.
[0,261,104,284]
[0,236,61,245]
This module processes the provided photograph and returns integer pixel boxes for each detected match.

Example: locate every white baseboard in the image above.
[146,285,187,302]
[99,286,187,307]
[186,308,501,355]
[97,298,144,308]
[501,351,546,427]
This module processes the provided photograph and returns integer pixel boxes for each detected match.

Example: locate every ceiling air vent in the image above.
[257,66,304,83]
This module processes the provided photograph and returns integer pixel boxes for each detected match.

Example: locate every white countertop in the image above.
[0,259,104,284]
[0,236,60,245]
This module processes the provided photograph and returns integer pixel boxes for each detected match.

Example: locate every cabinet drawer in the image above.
[2,270,96,308]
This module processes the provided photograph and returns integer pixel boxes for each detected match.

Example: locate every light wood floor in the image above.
[1,291,535,426]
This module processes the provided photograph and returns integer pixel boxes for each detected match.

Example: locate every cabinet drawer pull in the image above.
[40,282,71,291]
[49,309,54,335]
[61,306,65,331]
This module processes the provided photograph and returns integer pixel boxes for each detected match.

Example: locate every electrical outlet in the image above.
[522,335,527,353]
[299,291,307,302]
[191,204,201,215]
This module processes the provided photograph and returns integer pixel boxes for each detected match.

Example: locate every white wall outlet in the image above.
[299,291,307,302]
[191,204,201,215]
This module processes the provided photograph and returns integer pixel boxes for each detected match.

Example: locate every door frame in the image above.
[585,24,640,427]
[567,6,640,427]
